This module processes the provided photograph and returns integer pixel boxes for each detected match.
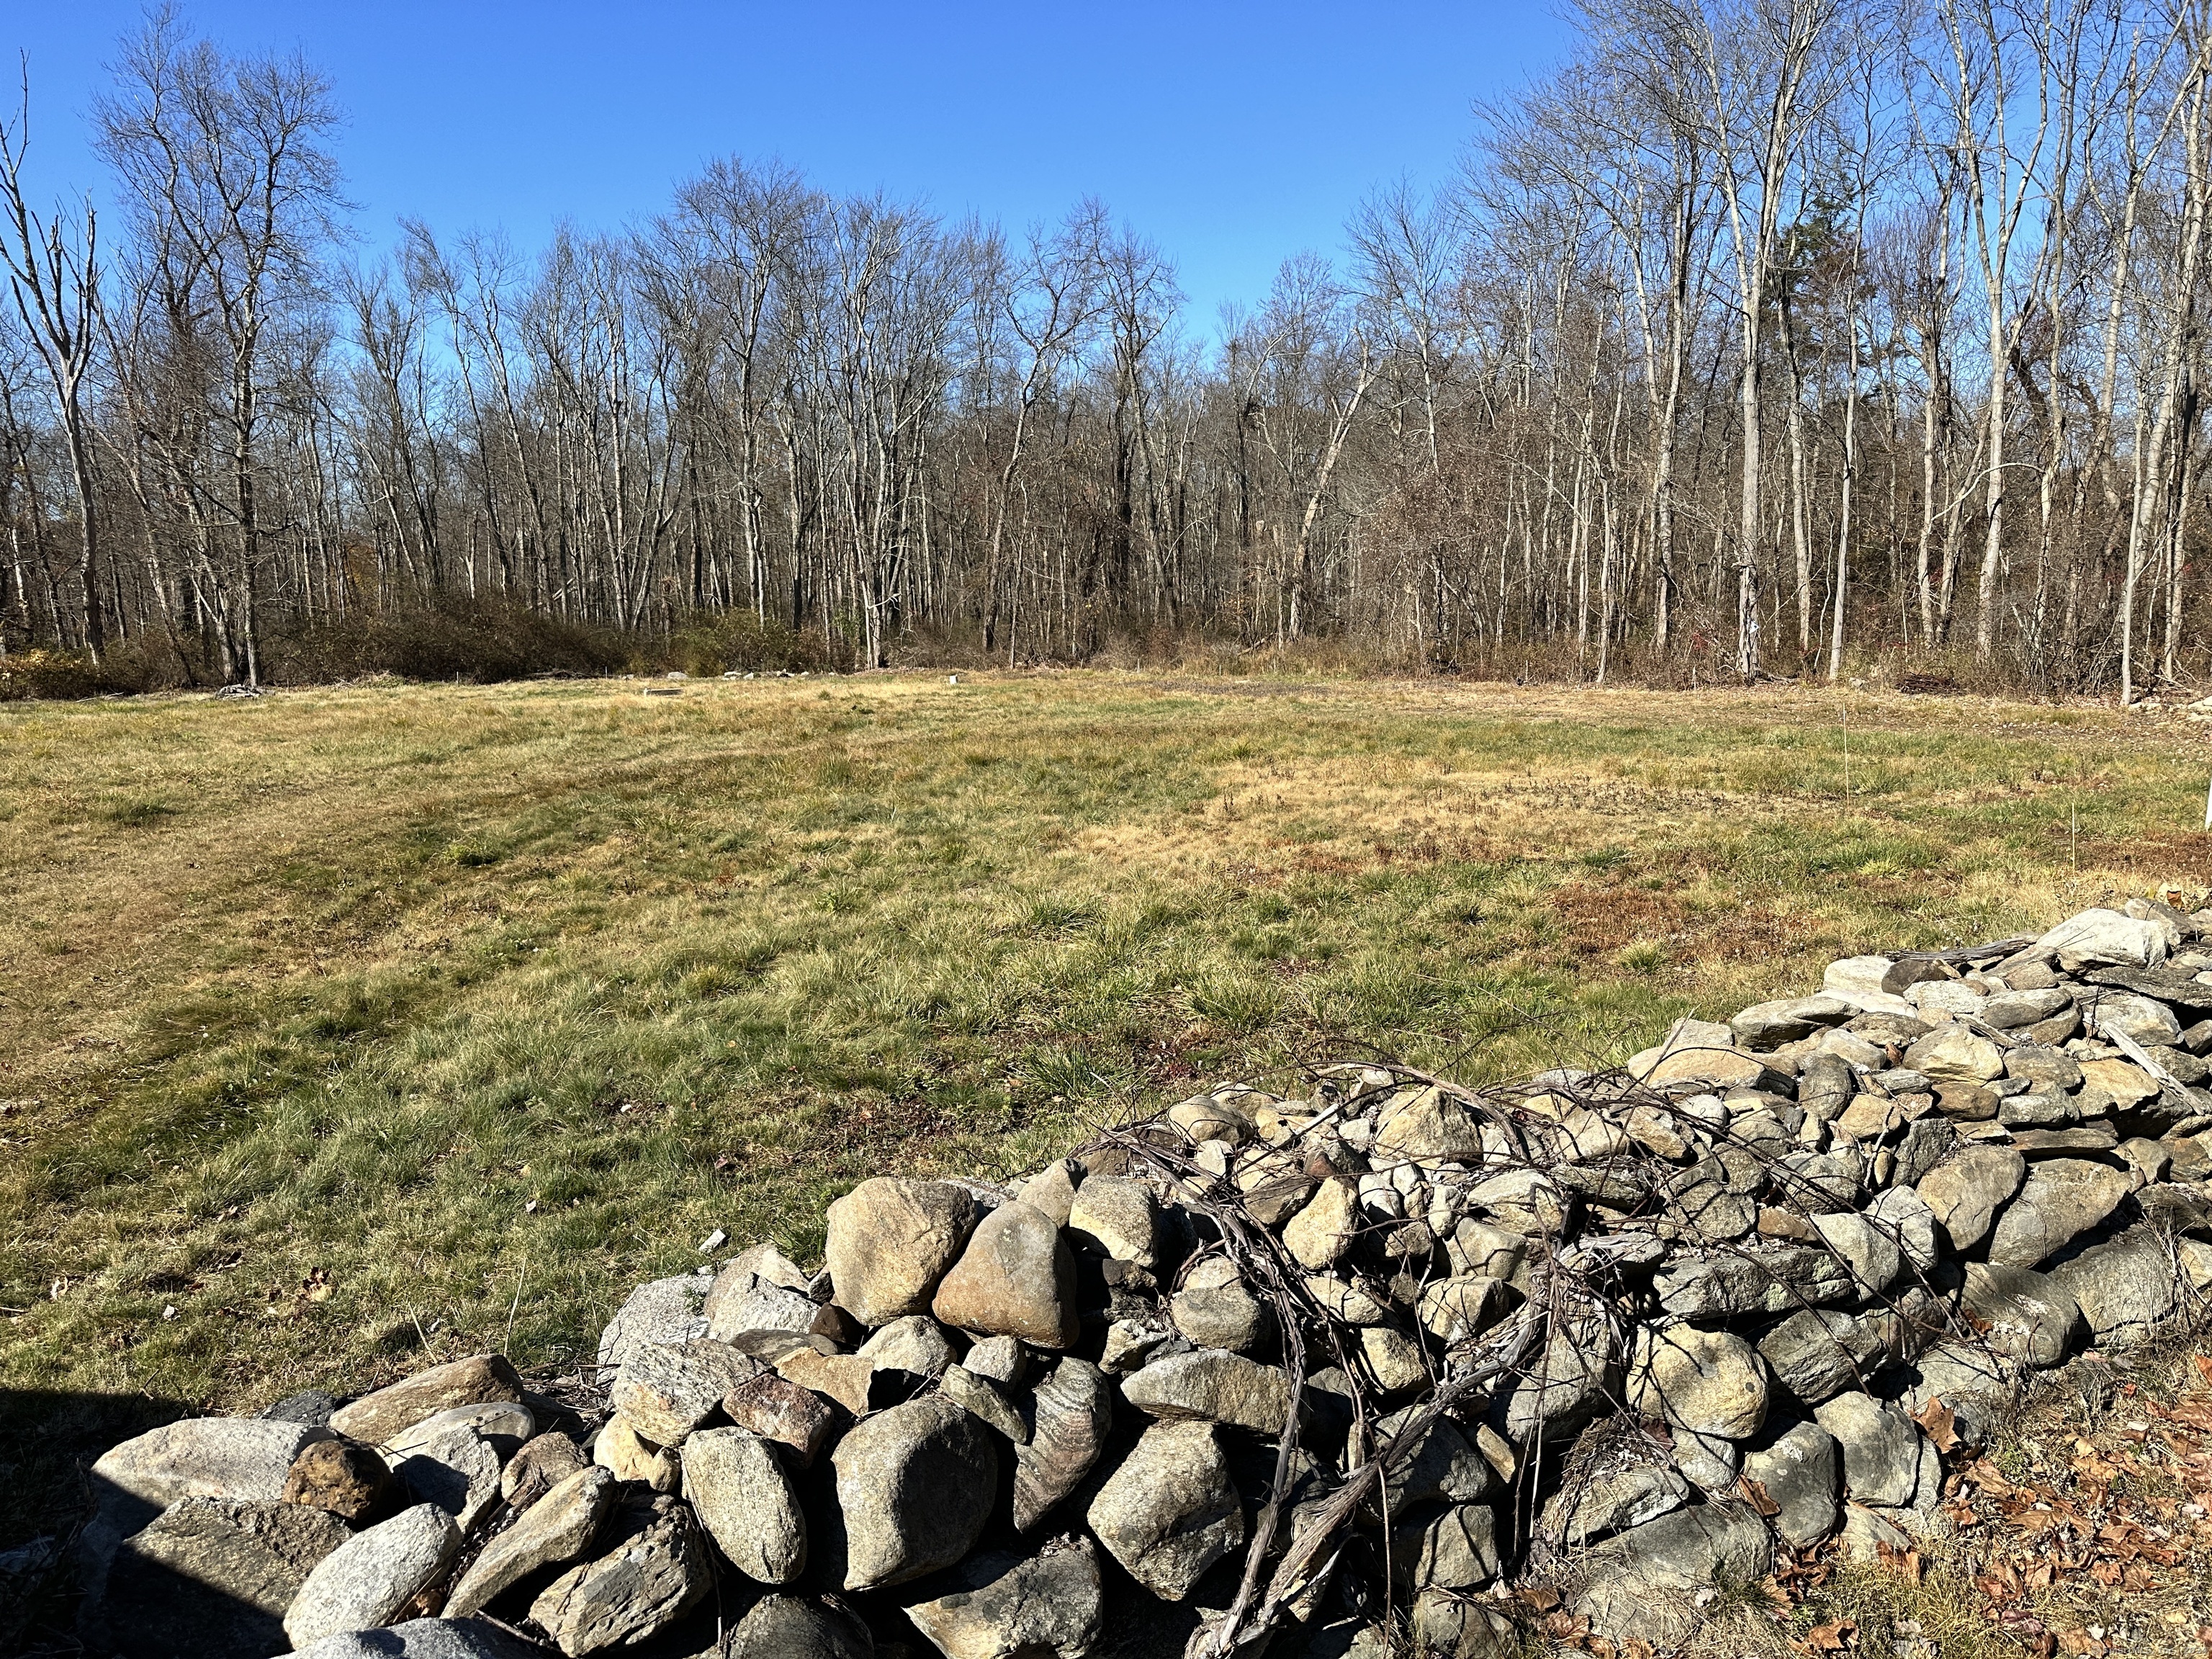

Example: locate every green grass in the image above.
[1,670,2206,1549]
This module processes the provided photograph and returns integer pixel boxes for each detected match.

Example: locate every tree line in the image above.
[5,1,2212,693]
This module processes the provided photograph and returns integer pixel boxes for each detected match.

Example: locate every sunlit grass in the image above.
[1,671,2205,1546]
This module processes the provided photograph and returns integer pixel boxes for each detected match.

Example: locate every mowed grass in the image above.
[2,670,2208,1546]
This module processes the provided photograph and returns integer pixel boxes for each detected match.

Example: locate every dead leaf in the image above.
[1875,1540,1923,1583]
[1519,1584,1562,1613]
[1802,1620,1856,1653]
[1915,1395,1961,1455]
[1738,1475,1781,1517]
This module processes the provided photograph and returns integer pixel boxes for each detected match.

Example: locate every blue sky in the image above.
[9,2,1568,325]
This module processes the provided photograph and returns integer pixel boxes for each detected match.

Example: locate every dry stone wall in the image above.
[75,899,2212,1658]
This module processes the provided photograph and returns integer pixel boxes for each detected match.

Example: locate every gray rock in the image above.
[1826,955,1948,1001]
[904,1537,1102,1659]
[1758,1307,1906,1404]
[857,1314,958,1379]
[1917,1144,2026,1254]
[1812,1211,1904,1299]
[2037,908,2169,971]
[1013,1358,1114,1532]
[1087,1419,1245,1601]
[1541,1459,1690,1547]
[105,1496,349,1659]
[832,1394,999,1591]
[1570,1501,1774,1650]
[1653,1247,1854,1318]
[684,1427,806,1584]
[2085,989,2185,1048]
[1627,1325,1767,1439]
[963,1334,1028,1385]
[500,1433,588,1509]
[1020,1159,1083,1227]
[1501,1321,1617,1444]
[1900,1341,2025,1437]
[1671,1426,1742,1491]
[392,1425,503,1534]
[1066,1177,1164,1267]
[529,1503,710,1656]
[1796,1053,1857,1123]
[388,1403,534,1458]
[1811,1393,1925,1508]
[333,1357,525,1446]
[1122,1348,1292,1435]
[939,1364,1029,1442]
[287,1617,547,1659]
[444,1465,615,1617]
[1376,1406,1499,1512]
[262,1391,342,1427]
[1961,1262,2085,1367]
[285,1503,464,1650]
[825,1178,984,1327]
[1732,995,1854,1051]
[1894,1118,1959,1187]
[1868,1187,1941,1272]
[2047,1228,2182,1346]
[611,1339,763,1446]
[1987,1159,2133,1267]
[932,1200,1080,1349]
[1838,1502,1912,1563]
[597,1275,710,1380]
[727,1593,874,1659]
[1984,989,2074,1030]
[705,1275,820,1343]
[1743,1421,1841,1548]
[1390,1503,1501,1591]
[2005,1045,2085,1092]
[91,1417,332,1540]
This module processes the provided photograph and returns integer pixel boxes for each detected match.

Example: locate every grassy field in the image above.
[4,669,2210,1552]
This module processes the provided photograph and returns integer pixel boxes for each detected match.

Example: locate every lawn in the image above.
[3,669,2208,1550]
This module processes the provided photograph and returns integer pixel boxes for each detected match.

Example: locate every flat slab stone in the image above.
[106,1497,349,1659]
[331,1357,523,1447]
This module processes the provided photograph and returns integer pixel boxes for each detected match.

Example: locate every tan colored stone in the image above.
[328,1355,522,1446]
[1283,1177,1359,1269]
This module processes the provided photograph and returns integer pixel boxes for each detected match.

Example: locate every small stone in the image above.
[2085,989,2185,1047]
[932,1200,1080,1349]
[1419,1275,1516,1344]
[1376,1406,1500,1511]
[685,1427,806,1583]
[1372,1087,1484,1161]
[529,1503,709,1655]
[1359,1326,1430,1394]
[1811,1211,1903,1299]
[1916,1144,2026,1253]
[595,1275,709,1380]
[1986,1158,2133,1267]
[904,1537,1104,1659]
[1014,1357,1115,1532]
[611,1339,761,1445]
[824,1178,984,1326]
[1466,1168,1567,1232]
[1282,1177,1360,1269]
[704,1273,819,1344]
[1984,989,2074,1029]
[1743,1421,1841,1548]
[1628,1325,1768,1439]
[858,1313,958,1378]
[1066,1177,1163,1267]
[284,1503,463,1650]
[1087,1419,1245,1601]
[388,1402,533,1457]
[1639,1043,1783,1091]
[1812,1393,1925,1508]
[722,1370,840,1465]
[92,1418,334,1543]
[1021,1159,1083,1226]
[1569,1501,1774,1650]
[1501,1321,1617,1445]
[1390,1502,1501,1591]
[592,1418,677,1492]
[261,1391,341,1427]
[777,1349,876,1416]
[1670,1426,1740,1491]
[1542,1459,1690,1547]
[1758,1307,1905,1404]
[1169,1092,1257,1145]
[2007,1041,2087,1088]
[1961,1262,2085,1367]
[2079,1057,2161,1107]
[1838,1501,1913,1563]
[1447,1220,1526,1280]
[1907,980,1987,1020]
[832,1393,999,1590]
[1122,1348,1293,1434]
[1836,1094,1908,1141]
[106,1496,350,1659]
[283,1438,396,1524]
[1172,1275,1272,1354]
[392,1424,503,1534]
[940,1363,1030,1442]
[443,1465,615,1617]
[1826,956,1949,1001]
[1902,1027,2005,1083]
[727,1593,874,1659]
[331,1356,523,1446]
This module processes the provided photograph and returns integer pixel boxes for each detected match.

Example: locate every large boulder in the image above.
[289,1619,547,1659]
[104,1496,349,1659]
[2047,1228,2183,1346]
[825,1178,984,1326]
[1087,1419,1245,1601]
[832,1394,999,1590]
[2037,908,2169,972]
[904,1538,1104,1659]
[444,1465,615,1617]
[727,1594,875,1659]
[1961,1263,2085,1367]
[931,1200,1080,1349]
[1653,1247,1853,1318]
[1758,1307,1906,1404]
[90,1417,331,1540]
[685,1427,807,1584]
[331,1356,523,1446]
[595,1273,709,1380]
[284,1503,464,1650]
[529,1503,711,1656]
[1987,1159,2133,1267]
[1811,1393,1925,1508]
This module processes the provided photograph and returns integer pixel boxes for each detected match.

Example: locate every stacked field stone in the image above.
[76,899,2212,1659]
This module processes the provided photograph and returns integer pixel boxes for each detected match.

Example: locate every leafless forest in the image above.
[7,1,2212,692]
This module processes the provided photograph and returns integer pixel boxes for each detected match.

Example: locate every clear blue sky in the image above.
[9,2,1568,325]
